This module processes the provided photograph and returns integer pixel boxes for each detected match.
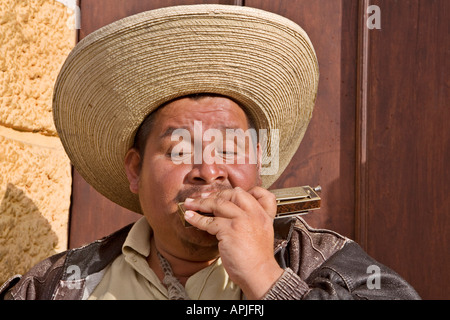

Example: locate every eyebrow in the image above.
[158,126,189,140]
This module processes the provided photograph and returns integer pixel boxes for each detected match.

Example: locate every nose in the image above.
[186,161,227,185]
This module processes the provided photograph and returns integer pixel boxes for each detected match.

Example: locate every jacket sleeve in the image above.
[0,275,22,300]
[263,241,421,300]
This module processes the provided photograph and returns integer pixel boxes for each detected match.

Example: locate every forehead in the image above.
[152,96,250,134]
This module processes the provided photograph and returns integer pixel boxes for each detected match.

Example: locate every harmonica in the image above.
[177,186,321,227]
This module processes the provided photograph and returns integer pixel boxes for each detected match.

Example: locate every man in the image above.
[1,5,419,300]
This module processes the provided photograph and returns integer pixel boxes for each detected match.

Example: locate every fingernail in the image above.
[185,198,194,203]
[184,210,195,219]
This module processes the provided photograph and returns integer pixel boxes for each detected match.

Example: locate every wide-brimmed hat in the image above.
[53,4,319,214]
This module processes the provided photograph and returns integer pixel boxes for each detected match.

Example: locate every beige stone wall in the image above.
[0,0,76,284]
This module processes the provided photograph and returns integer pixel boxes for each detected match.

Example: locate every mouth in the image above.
[175,189,221,227]
[173,185,233,227]
[177,201,213,227]
[174,185,231,204]
[184,191,213,201]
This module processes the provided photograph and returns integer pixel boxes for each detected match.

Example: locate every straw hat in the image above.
[53,4,319,214]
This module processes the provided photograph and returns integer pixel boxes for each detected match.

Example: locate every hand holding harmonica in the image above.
[178,186,321,227]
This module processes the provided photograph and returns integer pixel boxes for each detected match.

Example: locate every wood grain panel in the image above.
[365,0,449,299]
[70,170,140,248]
[78,0,239,39]
[247,0,359,238]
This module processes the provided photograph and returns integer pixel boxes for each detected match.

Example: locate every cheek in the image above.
[228,163,261,189]
[139,158,188,211]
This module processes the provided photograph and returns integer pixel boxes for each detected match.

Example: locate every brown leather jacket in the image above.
[0,217,420,300]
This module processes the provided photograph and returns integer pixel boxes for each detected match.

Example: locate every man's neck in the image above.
[147,236,218,286]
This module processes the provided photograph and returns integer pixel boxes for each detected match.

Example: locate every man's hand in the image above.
[183,186,284,299]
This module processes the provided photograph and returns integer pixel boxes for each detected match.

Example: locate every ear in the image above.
[124,148,141,194]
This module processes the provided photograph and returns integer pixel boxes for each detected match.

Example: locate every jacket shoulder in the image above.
[273,217,349,280]
[290,218,420,299]
[284,217,349,278]
[1,223,133,300]
[303,240,421,299]
[293,217,350,258]
[1,251,68,300]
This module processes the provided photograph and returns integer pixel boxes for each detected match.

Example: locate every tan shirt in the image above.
[88,217,242,300]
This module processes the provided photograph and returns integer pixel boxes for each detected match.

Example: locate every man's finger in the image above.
[202,187,262,217]
[184,210,222,235]
[184,194,242,219]
[247,187,277,219]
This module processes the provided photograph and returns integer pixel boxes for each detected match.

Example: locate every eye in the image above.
[168,150,192,158]
[167,140,192,161]
[221,149,237,155]
[216,148,238,161]
[167,150,193,165]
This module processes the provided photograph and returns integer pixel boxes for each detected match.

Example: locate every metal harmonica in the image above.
[177,186,321,227]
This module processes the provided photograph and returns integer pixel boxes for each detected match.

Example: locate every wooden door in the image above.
[69,0,449,299]
[356,0,449,300]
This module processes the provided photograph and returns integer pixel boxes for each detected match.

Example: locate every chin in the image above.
[179,227,219,258]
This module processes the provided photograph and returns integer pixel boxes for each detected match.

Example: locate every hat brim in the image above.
[53,4,319,214]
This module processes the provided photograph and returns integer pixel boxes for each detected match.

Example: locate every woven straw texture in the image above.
[53,4,319,213]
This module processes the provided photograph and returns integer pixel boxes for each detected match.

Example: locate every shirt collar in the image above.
[122,216,152,257]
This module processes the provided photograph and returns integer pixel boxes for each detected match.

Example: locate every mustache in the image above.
[174,184,232,203]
